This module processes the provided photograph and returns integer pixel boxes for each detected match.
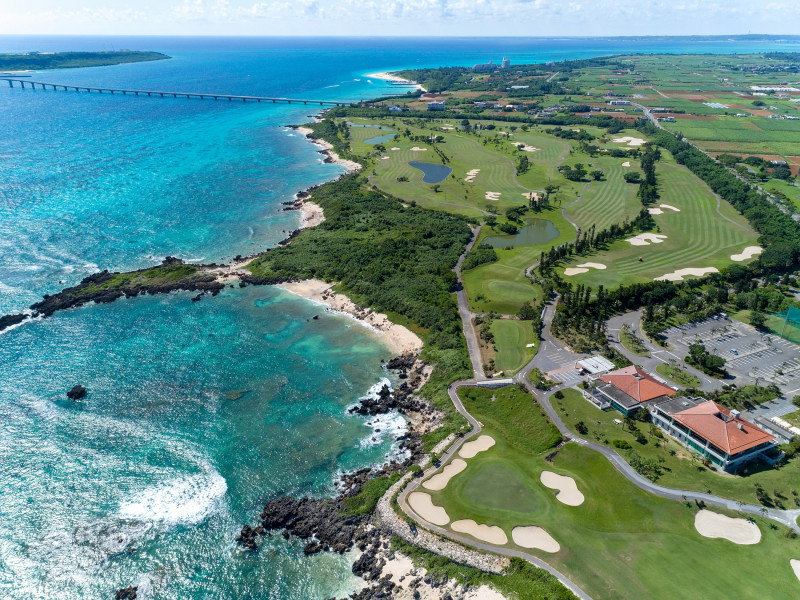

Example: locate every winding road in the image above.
[393,243,800,598]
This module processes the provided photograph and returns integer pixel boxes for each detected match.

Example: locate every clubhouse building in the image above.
[650,397,777,472]
[585,365,677,415]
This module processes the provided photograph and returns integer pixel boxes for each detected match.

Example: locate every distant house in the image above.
[607,100,631,106]
[771,160,788,165]
[750,85,800,92]
[387,105,402,113]
[650,398,776,472]
[427,101,446,111]
[587,365,677,415]
[657,116,676,122]
[473,61,498,73]
[577,356,615,375]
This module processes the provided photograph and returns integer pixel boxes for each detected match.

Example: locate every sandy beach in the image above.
[365,71,427,92]
[277,278,424,356]
[299,201,325,229]
[296,126,362,174]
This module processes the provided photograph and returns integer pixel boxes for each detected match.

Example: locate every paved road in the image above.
[455,225,485,379]
[397,380,595,600]
[605,310,721,392]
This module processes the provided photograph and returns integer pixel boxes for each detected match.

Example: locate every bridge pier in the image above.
[7,80,12,88]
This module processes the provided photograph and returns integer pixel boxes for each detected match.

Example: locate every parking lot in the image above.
[663,316,800,398]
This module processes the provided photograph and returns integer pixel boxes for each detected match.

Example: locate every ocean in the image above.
[2,35,799,599]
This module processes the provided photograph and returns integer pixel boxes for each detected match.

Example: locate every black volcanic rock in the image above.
[66,385,87,400]
[0,313,28,331]
[114,586,137,600]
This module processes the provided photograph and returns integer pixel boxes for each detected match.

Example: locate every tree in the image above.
[749,310,767,330]
[590,169,604,181]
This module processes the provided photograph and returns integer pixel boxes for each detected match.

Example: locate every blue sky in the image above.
[0,0,797,36]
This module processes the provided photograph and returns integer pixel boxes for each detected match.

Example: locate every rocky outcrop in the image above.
[114,586,137,600]
[27,258,224,319]
[0,313,28,332]
[67,385,87,400]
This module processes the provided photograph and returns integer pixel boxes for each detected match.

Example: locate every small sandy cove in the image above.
[297,127,362,174]
[694,510,761,545]
[459,435,496,459]
[564,262,606,277]
[540,471,585,506]
[299,201,324,229]
[512,526,561,553]
[408,492,450,525]
[365,71,426,92]
[731,246,763,262]
[452,520,508,545]
[277,279,423,355]
[423,459,467,491]
[379,552,507,599]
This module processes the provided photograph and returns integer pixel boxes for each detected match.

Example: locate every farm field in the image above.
[557,152,760,287]
[421,386,800,600]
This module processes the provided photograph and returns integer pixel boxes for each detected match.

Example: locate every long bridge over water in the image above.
[1,78,354,106]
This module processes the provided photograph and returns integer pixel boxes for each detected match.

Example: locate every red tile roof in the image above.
[598,365,677,403]
[671,401,775,456]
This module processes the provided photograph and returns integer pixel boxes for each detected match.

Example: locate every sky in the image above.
[0,0,798,37]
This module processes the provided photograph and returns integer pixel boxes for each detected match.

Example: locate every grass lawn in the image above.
[619,323,649,356]
[559,152,759,288]
[781,409,800,429]
[656,363,701,388]
[554,389,800,507]
[423,388,800,600]
[490,318,536,374]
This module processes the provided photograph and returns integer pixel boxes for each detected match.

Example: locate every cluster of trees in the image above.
[645,126,800,274]
[559,163,586,181]
[516,155,530,175]
[637,145,660,205]
[685,343,726,376]
[247,175,473,354]
[550,127,595,141]
[539,209,655,273]
[462,244,498,270]
[0,50,169,70]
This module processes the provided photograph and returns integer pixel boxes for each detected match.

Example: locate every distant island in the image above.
[0,50,170,72]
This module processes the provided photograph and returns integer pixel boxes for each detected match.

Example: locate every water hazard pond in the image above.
[408,161,453,183]
[482,219,560,248]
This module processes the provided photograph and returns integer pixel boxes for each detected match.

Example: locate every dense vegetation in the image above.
[0,51,169,71]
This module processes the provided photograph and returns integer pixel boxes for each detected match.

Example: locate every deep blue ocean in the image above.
[2,35,799,599]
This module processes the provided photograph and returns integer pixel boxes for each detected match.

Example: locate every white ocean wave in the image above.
[118,468,228,526]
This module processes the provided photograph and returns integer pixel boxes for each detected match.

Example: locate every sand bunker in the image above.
[408,492,450,526]
[522,192,541,203]
[381,156,390,160]
[622,161,631,167]
[451,520,508,545]
[791,560,800,583]
[465,168,481,183]
[613,136,647,147]
[485,191,502,201]
[565,262,607,276]
[511,526,561,553]
[540,471,585,506]
[655,267,719,281]
[731,246,763,262]
[423,459,467,491]
[459,435,495,459]
[626,233,668,246]
[519,145,539,152]
[648,208,664,215]
[390,147,400,150]
[410,147,428,151]
[694,510,761,545]
[441,126,455,130]
[660,204,680,212]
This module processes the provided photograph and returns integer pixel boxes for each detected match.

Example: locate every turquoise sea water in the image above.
[2,36,800,599]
